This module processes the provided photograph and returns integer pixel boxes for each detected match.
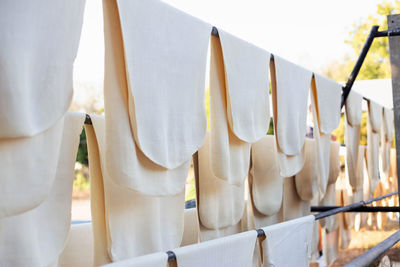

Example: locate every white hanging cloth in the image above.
[102,0,196,196]
[249,135,283,216]
[366,100,383,193]
[194,132,245,240]
[59,223,94,267]
[116,0,211,170]
[271,56,313,177]
[86,115,185,263]
[319,183,338,232]
[344,90,363,189]
[294,138,319,201]
[0,116,64,218]
[282,176,311,221]
[101,252,168,267]
[209,29,270,185]
[381,108,394,176]
[259,215,315,267]
[311,74,342,199]
[328,141,341,185]
[0,0,85,138]
[0,112,84,267]
[173,230,257,267]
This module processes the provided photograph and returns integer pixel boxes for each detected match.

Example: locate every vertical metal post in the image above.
[388,14,400,215]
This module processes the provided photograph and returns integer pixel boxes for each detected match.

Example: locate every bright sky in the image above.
[73,0,388,84]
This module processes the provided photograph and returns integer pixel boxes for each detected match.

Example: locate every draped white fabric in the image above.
[0,0,85,138]
[0,112,84,267]
[271,56,312,177]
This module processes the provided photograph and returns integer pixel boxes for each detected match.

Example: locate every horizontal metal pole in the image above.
[314,191,398,220]
[345,230,400,267]
[311,205,400,213]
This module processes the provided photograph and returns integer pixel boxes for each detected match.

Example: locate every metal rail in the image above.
[345,230,400,267]
[311,206,400,213]
[314,192,397,220]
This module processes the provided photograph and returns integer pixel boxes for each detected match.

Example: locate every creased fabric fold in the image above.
[0,0,85,138]
[345,91,363,189]
[115,0,211,170]
[0,112,84,267]
[310,75,341,199]
[86,115,185,263]
[249,135,283,216]
[209,30,271,185]
[271,56,312,177]
[366,100,383,193]
[381,108,394,176]
[295,139,319,201]
[194,132,245,239]
[103,0,192,195]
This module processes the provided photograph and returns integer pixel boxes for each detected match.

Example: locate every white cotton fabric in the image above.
[319,184,338,232]
[367,101,383,192]
[115,0,211,169]
[59,223,94,267]
[86,116,185,262]
[196,132,245,231]
[181,208,200,246]
[313,74,342,134]
[249,135,283,216]
[310,76,341,199]
[282,177,311,221]
[271,56,312,177]
[0,0,85,138]
[345,91,363,189]
[217,29,271,143]
[323,229,339,266]
[329,141,341,185]
[381,108,394,175]
[0,112,84,267]
[0,117,64,218]
[102,252,168,267]
[295,139,319,201]
[260,215,315,267]
[102,0,190,195]
[209,35,251,185]
[173,230,257,267]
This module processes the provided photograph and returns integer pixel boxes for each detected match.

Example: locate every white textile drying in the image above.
[260,215,315,267]
[115,0,211,170]
[173,230,257,267]
[102,252,168,267]
[367,100,383,192]
[271,56,312,177]
[195,132,245,234]
[295,138,319,201]
[249,135,283,216]
[86,115,185,262]
[102,0,191,195]
[0,112,84,267]
[0,0,85,138]
[345,91,363,189]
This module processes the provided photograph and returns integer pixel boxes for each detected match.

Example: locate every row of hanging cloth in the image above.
[0,0,395,266]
